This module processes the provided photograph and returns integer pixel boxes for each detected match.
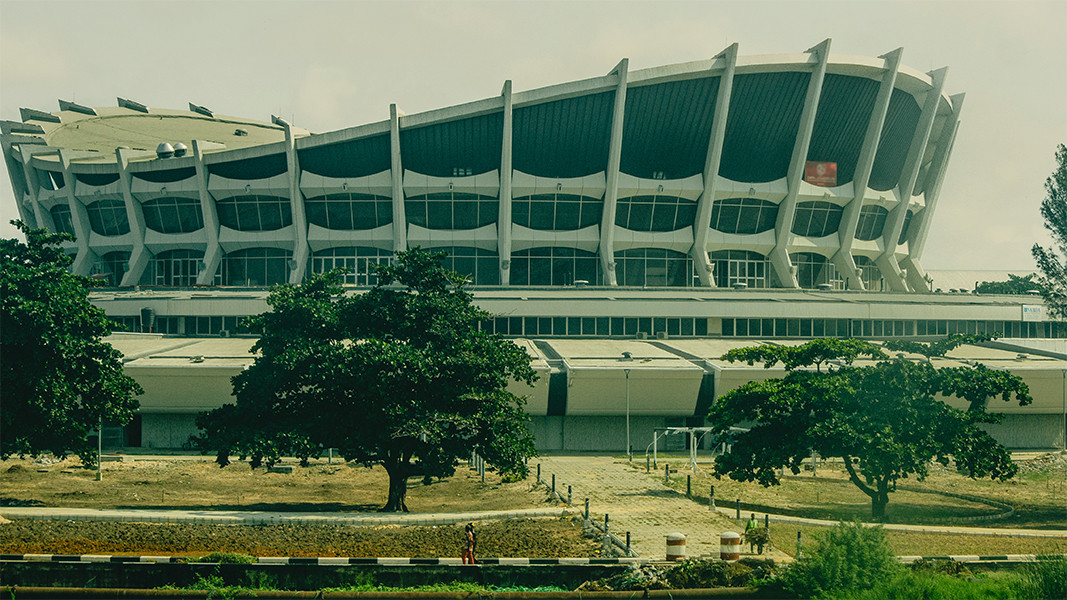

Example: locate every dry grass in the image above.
[642,456,1067,529]
[0,456,558,513]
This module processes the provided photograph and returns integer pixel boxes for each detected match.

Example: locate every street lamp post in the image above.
[624,368,631,461]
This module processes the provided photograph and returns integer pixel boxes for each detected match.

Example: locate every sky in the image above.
[1,0,1064,271]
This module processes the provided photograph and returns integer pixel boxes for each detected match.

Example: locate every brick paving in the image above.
[534,455,788,561]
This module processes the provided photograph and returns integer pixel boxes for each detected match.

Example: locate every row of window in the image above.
[50,197,915,240]
[118,313,1067,342]
[90,246,896,290]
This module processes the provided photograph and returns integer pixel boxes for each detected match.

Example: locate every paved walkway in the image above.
[535,455,783,561]
[0,506,571,527]
[533,455,1067,560]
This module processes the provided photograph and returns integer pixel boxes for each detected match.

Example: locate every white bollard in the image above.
[720,531,741,561]
[666,532,687,561]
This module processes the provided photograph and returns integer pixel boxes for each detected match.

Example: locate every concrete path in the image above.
[0,506,571,527]
[534,455,784,561]
[533,455,1067,561]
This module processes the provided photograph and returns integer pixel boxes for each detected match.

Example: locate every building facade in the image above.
[4,41,961,294]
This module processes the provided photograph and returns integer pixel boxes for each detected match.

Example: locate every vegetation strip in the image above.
[0,554,646,565]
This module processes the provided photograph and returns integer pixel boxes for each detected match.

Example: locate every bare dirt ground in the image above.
[0,518,598,558]
[0,455,550,513]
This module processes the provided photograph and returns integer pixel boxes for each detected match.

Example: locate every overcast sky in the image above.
[1,0,1064,271]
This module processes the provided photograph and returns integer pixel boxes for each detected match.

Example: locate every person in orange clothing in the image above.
[461,522,477,564]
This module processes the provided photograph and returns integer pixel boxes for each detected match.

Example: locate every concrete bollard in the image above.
[796,531,802,558]
[686,474,691,498]
[709,485,715,510]
[568,485,572,505]
[552,473,556,496]
[720,531,741,561]
[765,514,769,531]
[537,463,541,484]
[665,463,670,485]
[666,532,687,561]
[585,498,590,520]
[626,531,631,555]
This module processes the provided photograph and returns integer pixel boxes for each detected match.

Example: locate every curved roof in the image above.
[8,45,956,194]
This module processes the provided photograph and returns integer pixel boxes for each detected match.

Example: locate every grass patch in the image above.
[769,523,1067,557]
[641,458,1067,528]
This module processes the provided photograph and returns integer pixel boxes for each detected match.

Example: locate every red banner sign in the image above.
[805,161,837,187]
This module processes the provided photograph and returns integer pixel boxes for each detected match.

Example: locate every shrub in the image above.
[774,521,900,598]
[185,552,257,564]
[844,570,1014,600]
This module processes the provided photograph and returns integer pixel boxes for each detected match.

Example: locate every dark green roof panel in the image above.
[513,91,614,178]
[807,74,880,186]
[621,76,720,179]
[719,72,809,183]
[207,153,288,180]
[400,112,503,177]
[299,135,391,178]
[869,89,921,191]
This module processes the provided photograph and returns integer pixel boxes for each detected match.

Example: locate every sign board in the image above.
[804,161,837,187]
[1022,304,1044,322]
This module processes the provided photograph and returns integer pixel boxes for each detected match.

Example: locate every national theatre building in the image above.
[5,41,1065,451]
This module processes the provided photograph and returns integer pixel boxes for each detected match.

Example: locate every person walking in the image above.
[745,513,760,554]
[461,522,477,564]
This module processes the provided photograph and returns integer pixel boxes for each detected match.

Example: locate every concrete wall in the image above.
[979,414,1066,449]
[141,413,200,450]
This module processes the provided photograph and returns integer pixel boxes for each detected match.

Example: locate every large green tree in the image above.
[1,221,141,464]
[194,248,538,511]
[975,273,1044,296]
[710,337,1030,519]
[1032,143,1067,317]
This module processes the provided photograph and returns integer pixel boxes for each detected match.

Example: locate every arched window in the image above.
[90,251,130,286]
[437,247,499,285]
[510,247,601,286]
[854,205,888,241]
[216,195,293,231]
[306,194,392,230]
[149,249,204,287]
[50,204,75,236]
[853,255,883,291]
[86,199,130,236]
[791,201,843,237]
[405,192,496,230]
[615,195,696,232]
[711,250,768,288]
[616,248,694,287]
[791,252,841,289]
[512,194,601,231]
[310,247,393,286]
[142,197,204,234]
[221,248,291,286]
[709,198,778,234]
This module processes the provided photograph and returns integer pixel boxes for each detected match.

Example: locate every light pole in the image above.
[624,368,631,461]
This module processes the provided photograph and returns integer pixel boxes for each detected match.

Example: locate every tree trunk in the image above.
[871,493,889,520]
[381,462,409,512]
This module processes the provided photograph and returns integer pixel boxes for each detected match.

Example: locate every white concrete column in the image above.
[831,47,902,291]
[17,146,48,230]
[901,91,964,291]
[768,39,832,289]
[599,58,629,286]
[193,140,222,285]
[498,80,514,285]
[57,149,96,276]
[692,43,738,287]
[280,121,309,284]
[389,104,407,254]
[876,67,947,292]
[115,148,151,287]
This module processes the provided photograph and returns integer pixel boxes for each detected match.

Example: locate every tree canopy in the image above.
[1,221,141,464]
[193,248,538,511]
[974,273,1045,296]
[1032,143,1067,317]
[711,336,1031,519]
